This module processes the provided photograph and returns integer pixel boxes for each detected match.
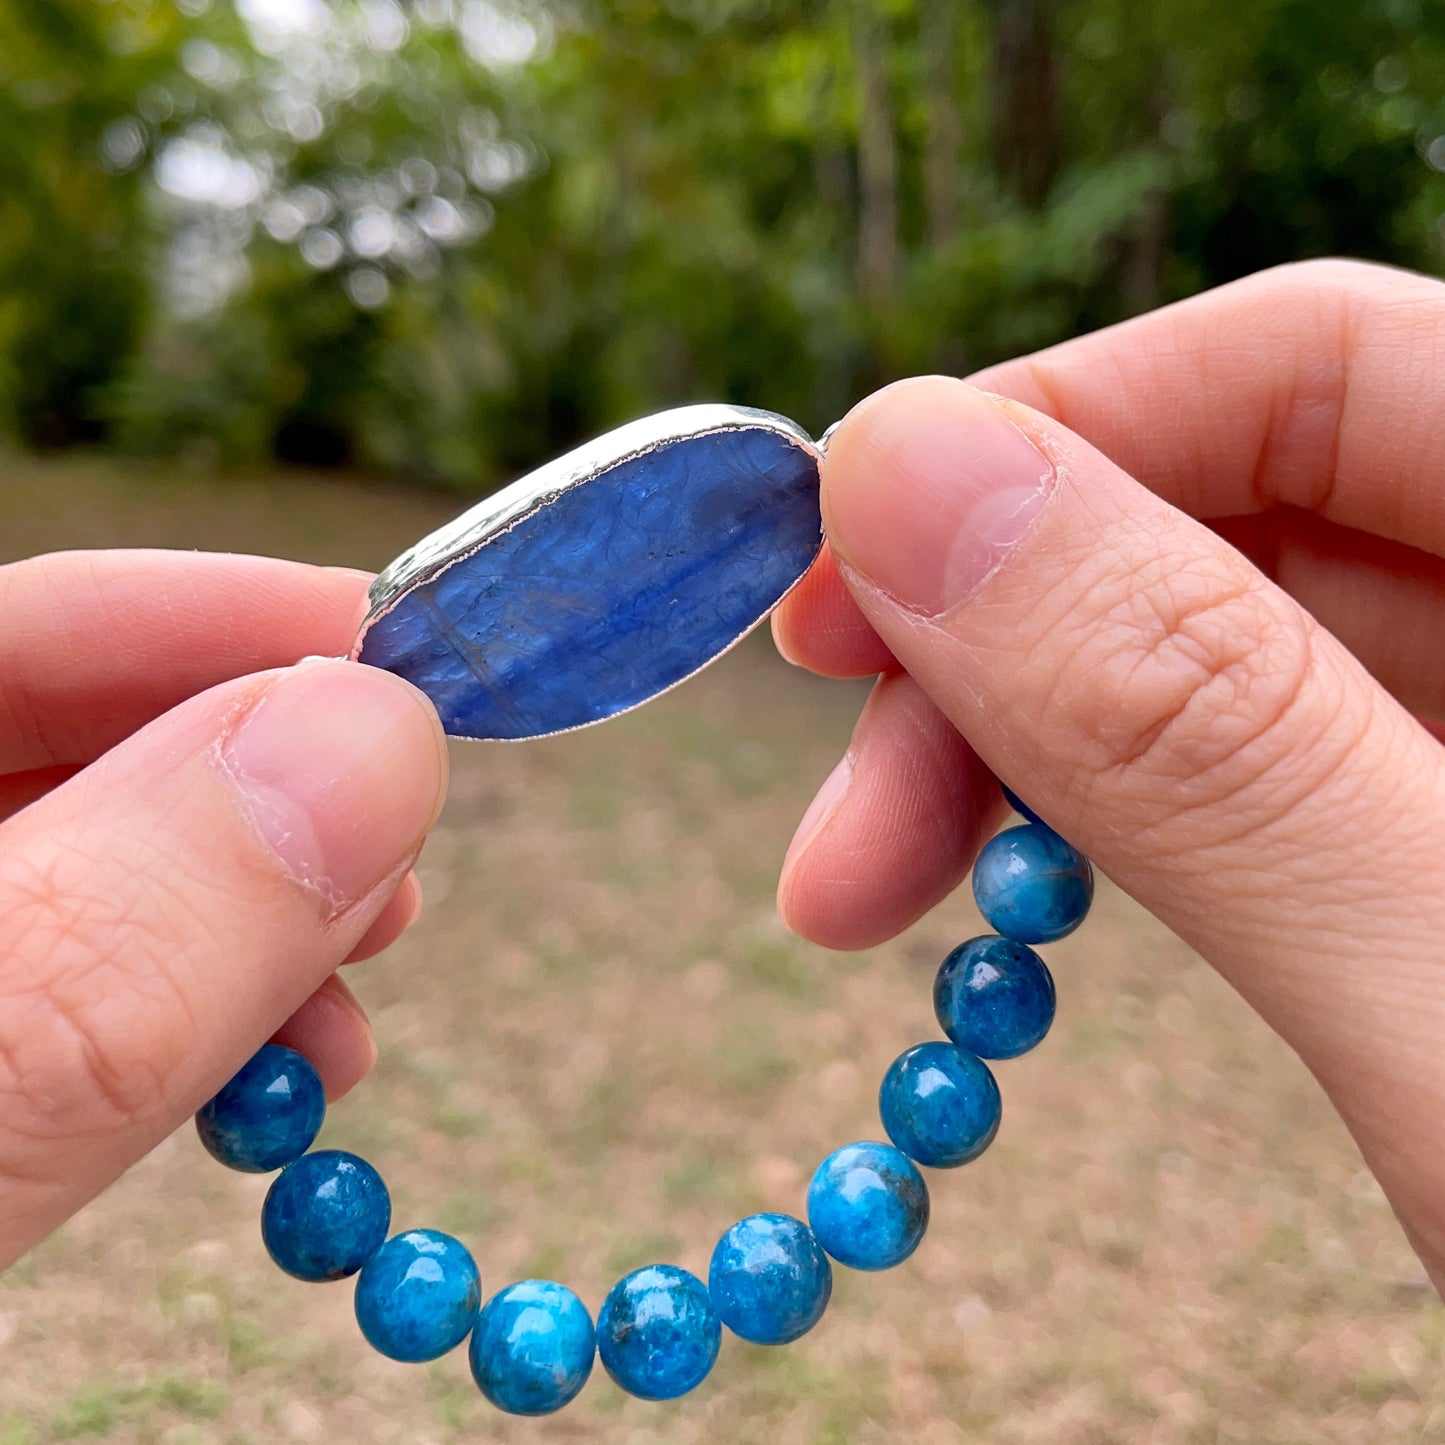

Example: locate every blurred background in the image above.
[2,0,1444,484]
[4,1,1445,1442]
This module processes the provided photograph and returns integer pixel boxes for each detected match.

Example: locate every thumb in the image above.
[0,658,446,1264]
[816,376,1445,1279]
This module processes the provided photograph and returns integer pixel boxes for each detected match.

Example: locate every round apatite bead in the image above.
[807,1141,929,1271]
[470,1279,596,1415]
[354,1228,480,1362]
[1000,783,1044,826]
[933,934,1056,1059]
[972,823,1093,944]
[195,1044,325,1173]
[708,1213,832,1345]
[596,1264,721,1401]
[879,1043,1001,1168]
[262,1150,390,1282]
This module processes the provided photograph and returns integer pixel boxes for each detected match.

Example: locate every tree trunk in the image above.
[921,0,962,249]
[853,1,898,301]
[1123,86,1173,311]
[989,0,1061,208]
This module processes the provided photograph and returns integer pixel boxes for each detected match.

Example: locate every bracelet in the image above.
[193,407,1095,1414]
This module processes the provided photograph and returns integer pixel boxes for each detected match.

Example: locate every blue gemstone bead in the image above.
[707,1213,832,1345]
[261,1150,390,1282]
[879,1043,1001,1168]
[596,1264,721,1401]
[806,1142,929,1271]
[470,1279,596,1415]
[358,413,822,741]
[1000,783,1044,826]
[354,1228,481,1362]
[972,823,1093,943]
[195,1044,325,1173]
[933,934,1056,1059]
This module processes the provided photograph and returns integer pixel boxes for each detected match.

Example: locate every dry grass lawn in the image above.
[0,455,1440,1444]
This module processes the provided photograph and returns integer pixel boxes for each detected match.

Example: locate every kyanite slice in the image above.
[354,405,823,740]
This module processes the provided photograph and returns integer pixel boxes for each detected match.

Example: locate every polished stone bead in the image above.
[470,1279,596,1415]
[708,1213,832,1345]
[1000,783,1044,826]
[354,1228,480,1362]
[262,1150,390,1282]
[195,1043,325,1173]
[357,411,822,740]
[596,1264,721,1400]
[933,934,1056,1059]
[972,823,1093,944]
[806,1142,929,1271]
[879,1043,1001,1168]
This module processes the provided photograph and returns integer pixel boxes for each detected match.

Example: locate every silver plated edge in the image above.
[349,402,823,742]
[353,402,818,653]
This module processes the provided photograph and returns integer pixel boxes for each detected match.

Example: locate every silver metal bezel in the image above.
[350,405,823,736]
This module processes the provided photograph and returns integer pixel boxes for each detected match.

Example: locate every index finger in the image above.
[0,550,372,774]
[774,258,1445,679]
[972,257,1445,550]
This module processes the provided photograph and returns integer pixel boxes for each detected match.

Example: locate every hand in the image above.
[773,259,1445,1289]
[0,551,446,1267]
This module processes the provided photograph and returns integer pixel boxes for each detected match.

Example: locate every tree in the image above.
[0,0,1441,484]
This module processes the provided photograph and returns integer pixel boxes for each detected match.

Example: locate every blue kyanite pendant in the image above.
[354,405,824,740]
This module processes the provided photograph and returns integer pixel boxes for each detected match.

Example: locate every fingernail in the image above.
[325,975,379,1078]
[222,661,447,915]
[771,613,803,668]
[824,378,1055,616]
[782,753,854,879]
[398,872,424,930]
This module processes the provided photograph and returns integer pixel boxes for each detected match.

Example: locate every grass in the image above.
[1,453,1443,1442]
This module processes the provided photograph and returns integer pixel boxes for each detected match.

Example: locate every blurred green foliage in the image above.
[2,0,1443,487]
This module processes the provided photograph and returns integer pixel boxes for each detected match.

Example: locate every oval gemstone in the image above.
[261,1150,391,1282]
[470,1279,596,1415]
[708,1212,832,1346]
[806,1141,929,1272]
[195,1043,325,1173]
[354,1228,481,1362]
[596,1264,721,1401]
[933,934,1056,1059]
[879,1042,1001,1168]
[354,406,822,740]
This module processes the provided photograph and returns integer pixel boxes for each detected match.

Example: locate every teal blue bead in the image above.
[806,1142,929,1271]
[708,1213,831,1345]
[1000,784,1044,826]
[195,1044,324,1173]
[354,1229,480,1362]
[879,1043,1001,1168]
[470,1280,596,1415]
[934,934,1056,1059]
[972,823,1093,943]
[596,1264,721,1400]
[262,1150,390,1282]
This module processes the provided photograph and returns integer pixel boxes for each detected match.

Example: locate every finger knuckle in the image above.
[1039,544,1320,809]
[0,843,197,1144]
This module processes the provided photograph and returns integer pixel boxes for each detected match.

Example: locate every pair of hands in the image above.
[2,259,1444,1297]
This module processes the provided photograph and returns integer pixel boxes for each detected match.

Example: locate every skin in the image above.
[3,257,1444,1316]
[0,552,444,1266]
[773,258,1445,1292]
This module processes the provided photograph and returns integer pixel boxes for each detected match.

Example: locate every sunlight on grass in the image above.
[1,458,1441,1443]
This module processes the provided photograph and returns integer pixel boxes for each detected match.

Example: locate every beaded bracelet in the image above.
[191,406,1096,1414]
[196,798,1091,1411]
